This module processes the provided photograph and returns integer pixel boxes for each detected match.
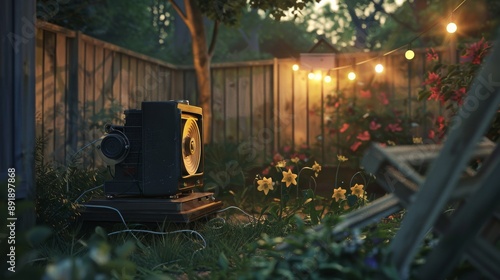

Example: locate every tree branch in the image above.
[169,0,188,24]
[208,20,219,57]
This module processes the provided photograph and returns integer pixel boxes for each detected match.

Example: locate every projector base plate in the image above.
[79,192,223,224]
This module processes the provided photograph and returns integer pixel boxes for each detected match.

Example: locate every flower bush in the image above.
[255,152,322,223]
[255,146,374,224]
[322,85,414,167]
[419,39,500,142]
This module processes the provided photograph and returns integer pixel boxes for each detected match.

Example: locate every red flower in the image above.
[378,92,389,105]
[436,115,446,132]
[273,153,283,162]
[339,123,349,133]
[426,48,439,61]
[461,38,491,65]
[451,87,467,105]
[283,145,291,153]
[360,89,372,99]
[369,121,381,130]
[262,167,270,175]
[356,131,371,141]
[428,86,445,104]
[428,129,435,139]
[350,141,362,152]
[423,72,441,85]
[387,123,402,132]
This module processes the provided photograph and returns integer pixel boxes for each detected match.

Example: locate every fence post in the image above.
[0,0,37,229]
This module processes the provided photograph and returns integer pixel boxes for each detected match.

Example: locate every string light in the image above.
[308,71,315,79]
[292,64,299,71]
[324,72,332,83]
[446,21,457,33]
[291,0,467,75]
[405,44,415,60]
[348,71,356,81]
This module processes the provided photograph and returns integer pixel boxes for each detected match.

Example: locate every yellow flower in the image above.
[337,155,348,162]
[350,183,365,198]
[257,177,274,195]
[276,160,287,168]
[387,140,396,146]
[413,137,423,144]
[291,157,300,163]
[312,161,322,177]
[332,187,347,202]
[281,169,298,188]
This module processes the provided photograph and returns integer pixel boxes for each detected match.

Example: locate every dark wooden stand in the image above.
[80,192,223,224]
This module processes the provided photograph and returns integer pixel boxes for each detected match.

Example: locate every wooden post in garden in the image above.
[0,0,37,229]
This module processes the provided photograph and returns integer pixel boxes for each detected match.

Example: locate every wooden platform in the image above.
[80,192,223,223]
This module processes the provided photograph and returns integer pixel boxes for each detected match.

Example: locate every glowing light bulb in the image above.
[375,63,384,73]
[405,49,415,60]
[314,72,322,80]
[446,22,457,33]
[308,72,315,79]
[292,64,299,71]
[324,75,332,83]
[347,71,356,81]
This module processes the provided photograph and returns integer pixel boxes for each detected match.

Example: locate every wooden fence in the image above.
[36,21,453,167]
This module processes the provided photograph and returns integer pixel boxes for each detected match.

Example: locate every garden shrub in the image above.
[419,38,500,142]
[35,136,106,235]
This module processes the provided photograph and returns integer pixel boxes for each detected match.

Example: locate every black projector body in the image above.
[98,101,203,197]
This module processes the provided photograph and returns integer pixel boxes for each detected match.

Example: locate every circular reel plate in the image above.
[182,118,201,175]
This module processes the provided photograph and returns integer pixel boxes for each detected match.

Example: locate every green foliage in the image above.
[35,136,106,235]
[203,142,261,200]
[240,216,400,280]
[41,227,137,280]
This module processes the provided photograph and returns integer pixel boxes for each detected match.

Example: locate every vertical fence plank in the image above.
[225,69,237,142]
[35,29,44,142]
[54,33,67,163]
[42,30,56,162]
[211,69,224,144]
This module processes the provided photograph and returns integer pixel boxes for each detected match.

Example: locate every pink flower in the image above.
[360,89,372,99]
[262,167,270,176]
[339,123,349,133]
[428,129,435,139]
[369,121,381,130]
[378,92,389,105]
[436,116,446,132]
[423,72,441,85]
[426,48,439,61]
[461,38,491,65]
[273,153,283,162]
[378,142,387,148]
[428,86,445,104]
[451,87,467,105]
[356,131,371,141]
[283,145,291,153]
[387,123,402,132]
[350,141,362,152]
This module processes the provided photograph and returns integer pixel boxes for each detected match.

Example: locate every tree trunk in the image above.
[183,0,212,143]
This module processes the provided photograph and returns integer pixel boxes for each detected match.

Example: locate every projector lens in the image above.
[101,134,128,160]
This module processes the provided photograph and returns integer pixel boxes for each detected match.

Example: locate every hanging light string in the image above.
[301,0,468,72]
